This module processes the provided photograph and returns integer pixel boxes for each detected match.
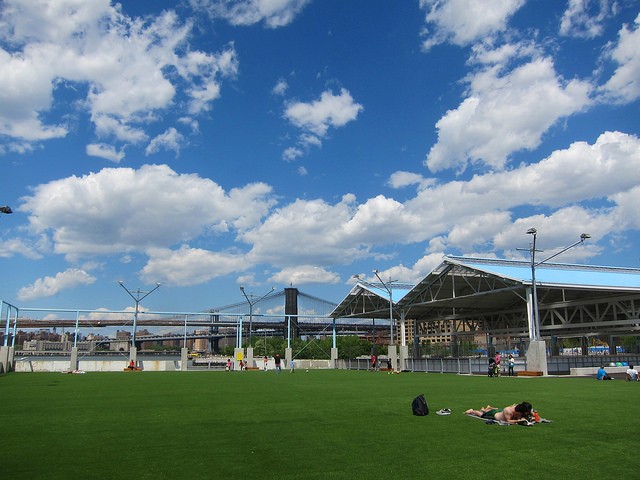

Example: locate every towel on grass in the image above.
[465,413,552,426]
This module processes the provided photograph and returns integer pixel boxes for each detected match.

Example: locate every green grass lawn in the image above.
[1,370,639,479]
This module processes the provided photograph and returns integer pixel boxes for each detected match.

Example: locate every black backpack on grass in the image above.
[412,394,429,416]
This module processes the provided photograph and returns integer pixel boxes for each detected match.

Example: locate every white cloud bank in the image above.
[14,130,640,295]
[0,0,237,159]
[20,164,276,258]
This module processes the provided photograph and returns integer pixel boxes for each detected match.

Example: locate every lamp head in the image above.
[372,269,379,274]
[118,280,124,285]
[0,206,12,214]
[526,228,537,235]
[580,233,591,241]
[240,285,245,291]
[352,274,360,279]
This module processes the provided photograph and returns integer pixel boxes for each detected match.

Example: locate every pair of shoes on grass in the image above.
[436,408,451,416]
[518,418,535,426]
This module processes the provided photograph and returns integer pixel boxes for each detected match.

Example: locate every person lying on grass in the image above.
[465,402,533,424]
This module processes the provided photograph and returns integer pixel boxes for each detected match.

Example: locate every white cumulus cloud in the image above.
[419,0,525,51]
[0,0,237,155]
[19,164,276,258]
[86,143,126,163]
[190,0,311,28]
[17,268,96,301]
[283,88,363,158]
[599,13,640,103]
[269,265,340,286]
[426,57,592,172]
[145,128,186,157]
[142,245,247,286]
[560,0,614,39]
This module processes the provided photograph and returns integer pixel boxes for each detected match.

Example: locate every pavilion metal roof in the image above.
[332,255,640,327]
[329,281,413,319]
[443,255,640,291]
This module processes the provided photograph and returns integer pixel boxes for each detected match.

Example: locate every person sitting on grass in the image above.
[626,365,639,382]
[597,365,612,380]
[465,402,533,424]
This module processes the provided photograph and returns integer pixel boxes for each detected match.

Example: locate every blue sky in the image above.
[0,0,639,318]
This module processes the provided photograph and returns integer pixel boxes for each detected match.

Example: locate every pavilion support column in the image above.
[285,347,292,372]
[180,347,188,371]
[399,345,408,372]
[234,347,244,370]
[388,345,398,372]
[331,318,338,368]
[0,345,13,373]
[525,340,548,375]
[246,346,254,368]
[70,347,79,372]
[0,346,7,373]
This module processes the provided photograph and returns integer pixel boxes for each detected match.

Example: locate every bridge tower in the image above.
[285,287,299,339]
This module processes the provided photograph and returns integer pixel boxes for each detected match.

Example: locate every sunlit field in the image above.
[1,370,638,479]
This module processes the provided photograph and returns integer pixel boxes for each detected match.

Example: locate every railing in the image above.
[337,354,640,375]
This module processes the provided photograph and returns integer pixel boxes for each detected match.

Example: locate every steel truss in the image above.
[405,263,640,341]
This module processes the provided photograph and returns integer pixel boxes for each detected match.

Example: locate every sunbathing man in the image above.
[465,402,532,424]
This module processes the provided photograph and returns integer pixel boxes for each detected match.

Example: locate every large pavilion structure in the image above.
[331,256,640,373]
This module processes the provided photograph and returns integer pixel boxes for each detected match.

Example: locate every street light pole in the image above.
[240,286,275,346]
[354,272,396,345]
[119,281,161,346]
[526,228,540,341]
[524,229,590,341]
[373,269,395,346]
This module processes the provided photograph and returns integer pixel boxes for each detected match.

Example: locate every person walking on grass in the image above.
[274,354,281,374]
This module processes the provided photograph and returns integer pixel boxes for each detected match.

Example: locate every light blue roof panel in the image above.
[359,283,412,303]
[447,256,640,291]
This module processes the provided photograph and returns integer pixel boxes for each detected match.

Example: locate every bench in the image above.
[517,370,543,376]
[570,366,628,376]
[123,367,142,372]
[246,366,261,371]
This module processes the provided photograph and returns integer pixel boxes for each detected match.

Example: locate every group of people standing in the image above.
[225,355,288,372]
[488,352,517,376]
[370,354,393,372]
